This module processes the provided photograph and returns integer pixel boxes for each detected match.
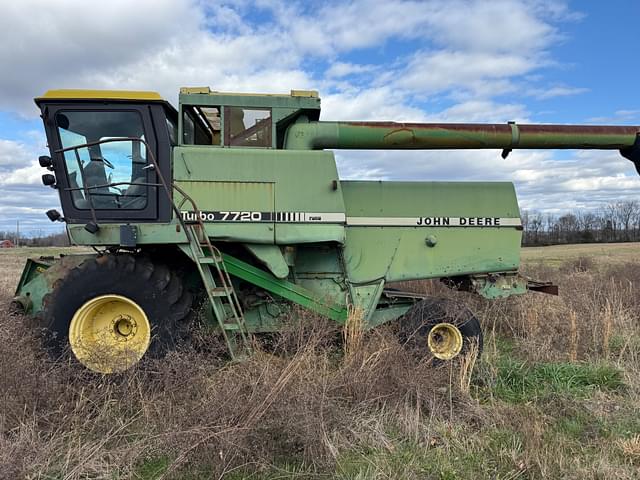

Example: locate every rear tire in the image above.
[398,297,483,362]
[41,254,193,373]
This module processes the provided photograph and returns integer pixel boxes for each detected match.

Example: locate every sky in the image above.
[0,0,639,236]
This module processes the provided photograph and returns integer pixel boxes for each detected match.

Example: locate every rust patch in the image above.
[344,121,639,136]
[518,124,639,135]
[345,121,513,133]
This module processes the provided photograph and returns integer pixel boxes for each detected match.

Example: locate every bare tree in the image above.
[615,200,639,241]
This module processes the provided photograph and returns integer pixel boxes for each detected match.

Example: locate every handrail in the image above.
[56,136,250,352]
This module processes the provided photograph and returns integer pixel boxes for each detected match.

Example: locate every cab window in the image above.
[225,107,272,147]
[56,110,150,210]
[182,106,221,145]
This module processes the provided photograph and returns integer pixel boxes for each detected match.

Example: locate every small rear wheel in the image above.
[42,254,193,374]
[398,297,483,362]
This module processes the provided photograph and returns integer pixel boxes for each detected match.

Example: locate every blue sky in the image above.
[0,0,639,236]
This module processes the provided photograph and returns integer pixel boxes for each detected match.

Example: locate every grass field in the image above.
[1,244,639,479]
[521,242,640,267]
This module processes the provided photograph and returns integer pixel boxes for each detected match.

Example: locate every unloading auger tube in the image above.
[283,121,640,172]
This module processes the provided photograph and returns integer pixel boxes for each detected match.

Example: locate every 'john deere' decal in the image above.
[346,217,522,227]
[181,211,522,227]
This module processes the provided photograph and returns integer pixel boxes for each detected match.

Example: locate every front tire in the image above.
[42,254,193,373]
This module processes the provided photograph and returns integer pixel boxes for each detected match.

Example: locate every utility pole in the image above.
[16,220,20,248]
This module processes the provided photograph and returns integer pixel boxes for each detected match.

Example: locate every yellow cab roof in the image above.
[34,90,177,114]
[36,89,164,102]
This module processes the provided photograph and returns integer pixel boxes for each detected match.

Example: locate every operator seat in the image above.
[120,177,147,209]
[82,159,115,208]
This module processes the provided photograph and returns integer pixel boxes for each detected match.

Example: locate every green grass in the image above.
[133,456,170,479]
[492,358,625,403]
[335,438,521,480]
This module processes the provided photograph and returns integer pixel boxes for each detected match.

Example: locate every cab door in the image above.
[40,103,167,223]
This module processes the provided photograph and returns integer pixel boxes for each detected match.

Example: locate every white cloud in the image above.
[0,0,196,113]
[587,110,640,124]
[284,1,433,53]
[322,87,428,121]
[529,85,589,100]
[1,163,43,186]
[397,50,537,97]
[428,100,530,123]
[326,62,377,79]
[422,0,560,53]
[0,139,32,168]
[0,138,61,231]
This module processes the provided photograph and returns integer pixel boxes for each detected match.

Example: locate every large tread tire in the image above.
[41,254,193,368]
[398,297,483,362]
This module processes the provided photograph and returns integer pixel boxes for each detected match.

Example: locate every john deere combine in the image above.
[13,87,640,373]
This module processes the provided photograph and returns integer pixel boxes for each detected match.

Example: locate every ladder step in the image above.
[210,287,229,297]
[198,256,222,264]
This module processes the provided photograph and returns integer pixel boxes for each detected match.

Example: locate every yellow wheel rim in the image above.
[427,323,463,360]
[69,294,151,374]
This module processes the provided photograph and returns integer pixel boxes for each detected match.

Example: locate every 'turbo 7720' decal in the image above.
[181,211,346,223]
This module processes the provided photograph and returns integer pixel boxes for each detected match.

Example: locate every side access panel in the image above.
[341,181,522,283]
[173,147,346,244]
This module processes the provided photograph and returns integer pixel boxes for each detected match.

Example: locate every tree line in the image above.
[522,200,640,246]
[0,230,69,247]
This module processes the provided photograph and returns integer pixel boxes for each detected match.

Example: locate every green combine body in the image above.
[13,87,640,373]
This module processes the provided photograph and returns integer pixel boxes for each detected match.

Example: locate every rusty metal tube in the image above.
[284,121,640,151]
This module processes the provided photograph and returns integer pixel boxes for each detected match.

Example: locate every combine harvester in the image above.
[13,87,640,373]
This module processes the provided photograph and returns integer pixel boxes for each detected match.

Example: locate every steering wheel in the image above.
[100,156,115,169]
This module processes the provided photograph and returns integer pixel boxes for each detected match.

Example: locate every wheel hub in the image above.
[427,323,463,360]
[69,294,151,374]
[112,315,137,339]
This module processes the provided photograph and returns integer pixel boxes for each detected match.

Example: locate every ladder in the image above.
[78,138,251,358]
[175,191,251,359]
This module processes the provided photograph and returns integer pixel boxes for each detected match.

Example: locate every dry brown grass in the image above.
[0,317,458,479]
[0,270,454,478]
[1,246,639,479]
[521,241,640,267]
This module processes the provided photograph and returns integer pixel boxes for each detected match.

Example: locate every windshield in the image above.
[56,110,150,210]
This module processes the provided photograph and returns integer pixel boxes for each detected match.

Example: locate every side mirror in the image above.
[42,173,56,187]
[39,155,53,169]
[46,209,64,222]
